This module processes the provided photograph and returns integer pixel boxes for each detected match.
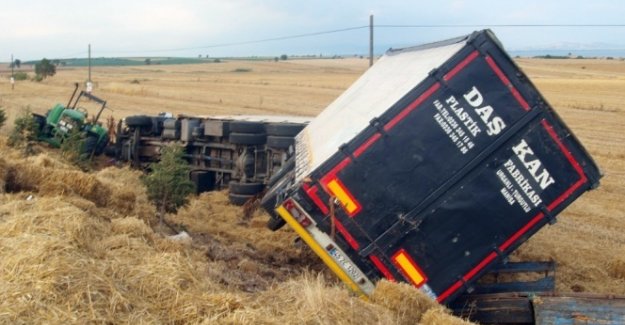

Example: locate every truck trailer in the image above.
[262,30,603,305]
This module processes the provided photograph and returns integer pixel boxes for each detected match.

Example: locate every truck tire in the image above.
[125,115,153,128]
[265,123,305,136]
[266,216,286,231]
[260,189,287,231]
[228,193,254,206]
[229,181,264,195]
[229,132,266,145]
[266,136,294,149]
[229,121,265,133]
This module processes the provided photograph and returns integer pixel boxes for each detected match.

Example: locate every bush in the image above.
[143,145,195,223]
[13,72,28,81]
[8,108,39,153]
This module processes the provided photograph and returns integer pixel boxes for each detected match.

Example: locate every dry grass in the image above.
[0,57,623,323]
[0,140,470,323]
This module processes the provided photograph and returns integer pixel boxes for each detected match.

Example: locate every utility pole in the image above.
[87,44,93,94]
[88,44,92,82]
[10,54,14,90]
[369,14,374,67]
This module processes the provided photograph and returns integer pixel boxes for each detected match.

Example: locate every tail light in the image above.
[283,199,312,227]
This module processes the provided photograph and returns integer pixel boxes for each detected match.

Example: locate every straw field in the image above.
[0,57,624,323]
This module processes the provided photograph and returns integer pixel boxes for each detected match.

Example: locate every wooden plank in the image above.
[534,296,625,325]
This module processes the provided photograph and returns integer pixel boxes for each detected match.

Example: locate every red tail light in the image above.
[283,199,312,227]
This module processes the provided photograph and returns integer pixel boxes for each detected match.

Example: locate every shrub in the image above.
[8,108,39,153]
[143,145,195,223]
[13,72,28,81]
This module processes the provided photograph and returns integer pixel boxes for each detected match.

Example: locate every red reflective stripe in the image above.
[437,281,463,303]
[370,255,396,281]
[320,157,351,185]
[484,56,530,111]
[499,213,544,251]
[541,120,588,211]
[334,219,360,250]
[463,252,497,281]
[354,133,382,158]
[303,184,329,215]
[384,83,441,132]
[443,50,480,81]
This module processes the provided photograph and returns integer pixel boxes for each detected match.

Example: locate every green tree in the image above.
[143,145,195,224]
[145,58,152,65]
[8,108,40,154]
[280,54,288,60]
[10,59,21,69]
[34,58,56,79]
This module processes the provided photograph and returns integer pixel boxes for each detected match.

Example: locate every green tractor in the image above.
[33,83,109,156]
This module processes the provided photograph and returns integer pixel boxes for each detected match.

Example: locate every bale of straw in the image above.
[370,280,440,324]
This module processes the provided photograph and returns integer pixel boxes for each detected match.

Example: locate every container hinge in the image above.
[457,275,474,294]
[493,245,509,264]
[369,117,388,137]
[338,143,357,163]
[540,205,557,225]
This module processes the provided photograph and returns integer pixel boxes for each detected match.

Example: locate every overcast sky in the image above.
[2,0,625,60]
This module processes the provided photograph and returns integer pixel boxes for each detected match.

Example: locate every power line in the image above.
[377,24,625,28]
[44,23,625,58]
[102,26,369,54]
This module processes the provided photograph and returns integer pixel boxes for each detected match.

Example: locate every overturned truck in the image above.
[114,114,309,205]
[260,30,624,323]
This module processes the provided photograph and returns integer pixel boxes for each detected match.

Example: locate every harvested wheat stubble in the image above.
[0,142,473,324]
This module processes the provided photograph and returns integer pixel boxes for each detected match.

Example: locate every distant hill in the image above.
[22,57,216,67]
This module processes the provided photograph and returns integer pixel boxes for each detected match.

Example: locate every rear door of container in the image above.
[301,31,601,303]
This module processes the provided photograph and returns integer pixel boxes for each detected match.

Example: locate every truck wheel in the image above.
[229,132,266,145]
[125,115,153,128]
[266,216,286,231]
[229,121,265,133]
[265,123,305,136]
[228,193,254,206]
[267,136,294,149]
[229,181,264,195]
